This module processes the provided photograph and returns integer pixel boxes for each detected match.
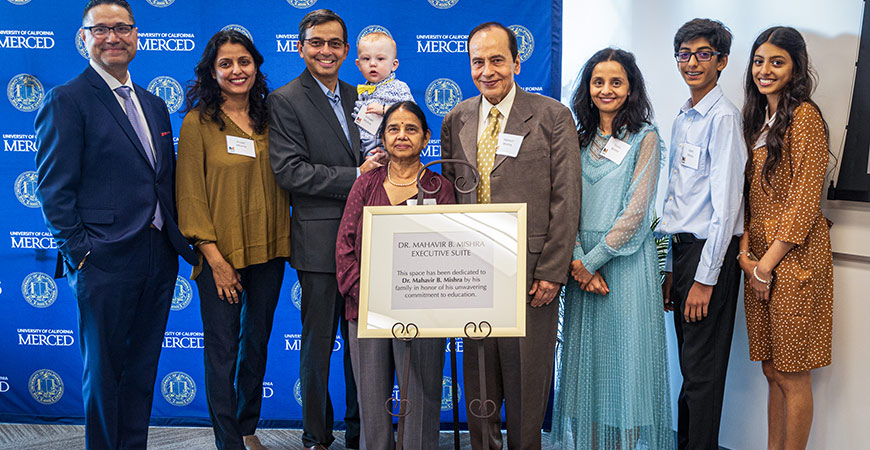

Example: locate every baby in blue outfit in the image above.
[353,32,414,156]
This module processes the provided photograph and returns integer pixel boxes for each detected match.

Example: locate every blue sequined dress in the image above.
[552,123,673,450]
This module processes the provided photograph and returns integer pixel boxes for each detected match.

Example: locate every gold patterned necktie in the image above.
[477,106,502,204]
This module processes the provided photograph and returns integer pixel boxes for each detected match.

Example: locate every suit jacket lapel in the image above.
[458,96,482,169]
[340,81,362,164]
[494,88,532,172]
[85,67,155,171]
[301,70,355,161]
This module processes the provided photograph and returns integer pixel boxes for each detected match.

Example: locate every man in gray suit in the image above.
[441,22,581,450]
[268,9,379,450]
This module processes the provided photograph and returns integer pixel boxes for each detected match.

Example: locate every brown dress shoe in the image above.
[243,435,268,450]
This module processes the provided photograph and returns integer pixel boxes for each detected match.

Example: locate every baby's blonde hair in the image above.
[357,31,397,58]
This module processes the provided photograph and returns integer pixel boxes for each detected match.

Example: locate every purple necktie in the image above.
[115,85,164,230]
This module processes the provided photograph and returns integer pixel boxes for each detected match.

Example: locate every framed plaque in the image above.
[357,203,527,338]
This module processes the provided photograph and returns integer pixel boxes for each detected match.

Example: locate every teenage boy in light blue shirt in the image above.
[656,18,747,450]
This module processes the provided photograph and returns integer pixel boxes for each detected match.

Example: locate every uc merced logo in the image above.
[29,369,63,405]
[508,25,534,63]
[21,272,58,308]
[425,78,462,117]
[171,276,192,311]
[441,376,460,411]
[356,25,391,46]
[147,76,183,114]
[161,371,196,406]
[75,31,89,59]
[286,0,317,8]
[7,0,32,5]
[7,73,44,113]
[15,170,40,208]
[294,378,303,406]
[428,0,459,9]
[146,0,175,7]
[291,280,302,311]
[221,24,253,42]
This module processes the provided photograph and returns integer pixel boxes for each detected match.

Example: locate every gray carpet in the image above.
[0,423,561,449]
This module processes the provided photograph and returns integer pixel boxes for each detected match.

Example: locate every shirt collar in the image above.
[764,107,776,128]
[313,76,340,102]
[481,82,517,118]
[680,84,723,117]
[90,59,133,91]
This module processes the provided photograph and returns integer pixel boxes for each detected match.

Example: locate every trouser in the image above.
[67,228,178,450]
[298,270,360,448]
[464,300,560,450]
[348,320,445,450]
[671,234,741,450]
[196,258,284,450]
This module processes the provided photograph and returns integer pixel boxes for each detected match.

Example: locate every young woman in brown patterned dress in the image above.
[738,26,833,450]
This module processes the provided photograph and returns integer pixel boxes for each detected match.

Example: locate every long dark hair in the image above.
[183,29,269,134]
[742,26,827,186]
[572,48,653,147]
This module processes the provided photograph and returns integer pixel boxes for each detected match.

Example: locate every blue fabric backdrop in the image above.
[0,0,561,428]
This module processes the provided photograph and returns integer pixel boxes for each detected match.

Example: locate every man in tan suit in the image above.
[441,22,581,450]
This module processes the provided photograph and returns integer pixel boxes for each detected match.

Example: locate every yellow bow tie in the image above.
[357,84,376,95]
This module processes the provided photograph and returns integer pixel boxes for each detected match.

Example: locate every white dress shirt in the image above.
[477,83,517,141]
[657,85,747,285]
[89,59,155,153]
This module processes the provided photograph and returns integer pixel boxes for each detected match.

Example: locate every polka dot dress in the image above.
[744,102,834,372]
[476,107,501,204]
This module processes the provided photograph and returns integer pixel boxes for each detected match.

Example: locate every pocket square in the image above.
[160,131,171,137]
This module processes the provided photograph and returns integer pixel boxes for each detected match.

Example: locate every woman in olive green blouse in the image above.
[176,29,289,450]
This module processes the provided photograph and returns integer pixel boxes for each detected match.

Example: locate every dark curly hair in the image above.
[742,26,828,188]
[571,48,653,147]
[183,29,269,134]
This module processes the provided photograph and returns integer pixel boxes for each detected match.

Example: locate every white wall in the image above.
[562,1,870,448]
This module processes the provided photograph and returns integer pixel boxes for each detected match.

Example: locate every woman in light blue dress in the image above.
[552,48,673,450]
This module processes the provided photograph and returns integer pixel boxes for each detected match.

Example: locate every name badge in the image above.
[600,137,631,165]
[680,143,701,170]
[496,133,524,157]
[355,112,383,136]
[405,198,437,206]
[226,135,256,158]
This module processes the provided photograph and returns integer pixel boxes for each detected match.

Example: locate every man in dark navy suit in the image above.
[34,1,196,448]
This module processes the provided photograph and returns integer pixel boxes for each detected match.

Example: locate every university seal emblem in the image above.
[425,78,462,117]
[508,25,534,63]
[427,0,458,9]
[21,272,57,308]
[147,76,183,114]
[14,171,40,208]
[171,276,192,311]
[221,24,253,42]
[29,369,63,405]
[161,371,196,406]
[7,73,44,112]
[357,25,391,46]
